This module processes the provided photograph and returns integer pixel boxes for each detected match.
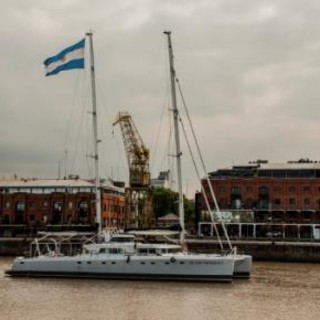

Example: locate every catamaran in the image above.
[6,31,240,282]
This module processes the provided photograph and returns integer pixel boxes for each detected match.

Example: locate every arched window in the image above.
[258,186,269,195]
[231,186,241,195]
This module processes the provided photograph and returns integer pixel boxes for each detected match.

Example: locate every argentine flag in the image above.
[44,38,85,76]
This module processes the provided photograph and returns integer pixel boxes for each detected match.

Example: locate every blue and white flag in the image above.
[44,38,85,76]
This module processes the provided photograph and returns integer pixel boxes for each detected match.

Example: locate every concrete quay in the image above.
[186,238,320,262]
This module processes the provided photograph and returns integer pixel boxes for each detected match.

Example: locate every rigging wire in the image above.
[177,78,232,250]
[59,70,85,178]
[96,80,128,181]
[178,113,223,249]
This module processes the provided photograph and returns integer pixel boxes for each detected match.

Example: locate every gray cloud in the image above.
[1,0,320,197]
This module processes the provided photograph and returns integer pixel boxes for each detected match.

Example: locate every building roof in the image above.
[208,160,320,179]
[158,213,179,221]
[0,179,93,188]
[259,162,320,170]
[0,178,124,193]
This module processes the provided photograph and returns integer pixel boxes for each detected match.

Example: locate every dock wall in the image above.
[186,239,320,262]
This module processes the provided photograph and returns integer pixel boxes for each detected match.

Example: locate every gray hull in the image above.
[6,254,235,282]
[234,255,252,278]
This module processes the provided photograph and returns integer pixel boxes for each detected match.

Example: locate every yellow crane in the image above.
[113,111,153,229]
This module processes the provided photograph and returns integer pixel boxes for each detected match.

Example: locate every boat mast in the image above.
[86,31,102,233]
[164,31,185,243]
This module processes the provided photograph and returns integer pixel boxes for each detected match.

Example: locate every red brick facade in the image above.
[0,179,126,235]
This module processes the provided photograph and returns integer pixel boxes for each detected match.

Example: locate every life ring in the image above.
[170,257,176,263]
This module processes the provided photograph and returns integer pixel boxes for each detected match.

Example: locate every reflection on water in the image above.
[0,257,319,320]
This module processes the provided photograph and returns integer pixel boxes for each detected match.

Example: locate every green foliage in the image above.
[152,187,195,232]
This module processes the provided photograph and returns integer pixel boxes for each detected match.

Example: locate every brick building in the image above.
[199,160,320,239]
[0,178,125,236]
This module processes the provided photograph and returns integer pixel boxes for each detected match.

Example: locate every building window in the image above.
[274,199,281,205]
[3,202,10,209]
[15,202,25,213]
[258,186,269,195]
[303,186,311,193]
[68,202,73,209]
[231,186,241,195]
[53,202,63,212]
[289,198,296,206]
[288,186,296,193]
[304,198,311,206]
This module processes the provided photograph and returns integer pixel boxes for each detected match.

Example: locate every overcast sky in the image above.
[1,0,320,197]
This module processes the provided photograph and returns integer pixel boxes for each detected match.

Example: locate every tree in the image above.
[152,187,195,232]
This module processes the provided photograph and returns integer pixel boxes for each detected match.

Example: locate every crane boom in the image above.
[113,112,150,186]
[113,111,153,229]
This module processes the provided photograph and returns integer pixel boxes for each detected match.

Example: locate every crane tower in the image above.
[113,111,153,229]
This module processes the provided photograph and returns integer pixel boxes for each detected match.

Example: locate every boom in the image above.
[113,111,153,229]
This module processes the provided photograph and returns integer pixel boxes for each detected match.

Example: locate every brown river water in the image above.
[0,257,319,320]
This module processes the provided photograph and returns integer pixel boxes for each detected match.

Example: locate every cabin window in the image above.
[102,261,106,264]
[150,262,155,265]
[77,261,82,264]
[111,262,116,264]
[87,261,91,264]
[138,249,149,255]
[140,262,146,265]
[109,248,120,254]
